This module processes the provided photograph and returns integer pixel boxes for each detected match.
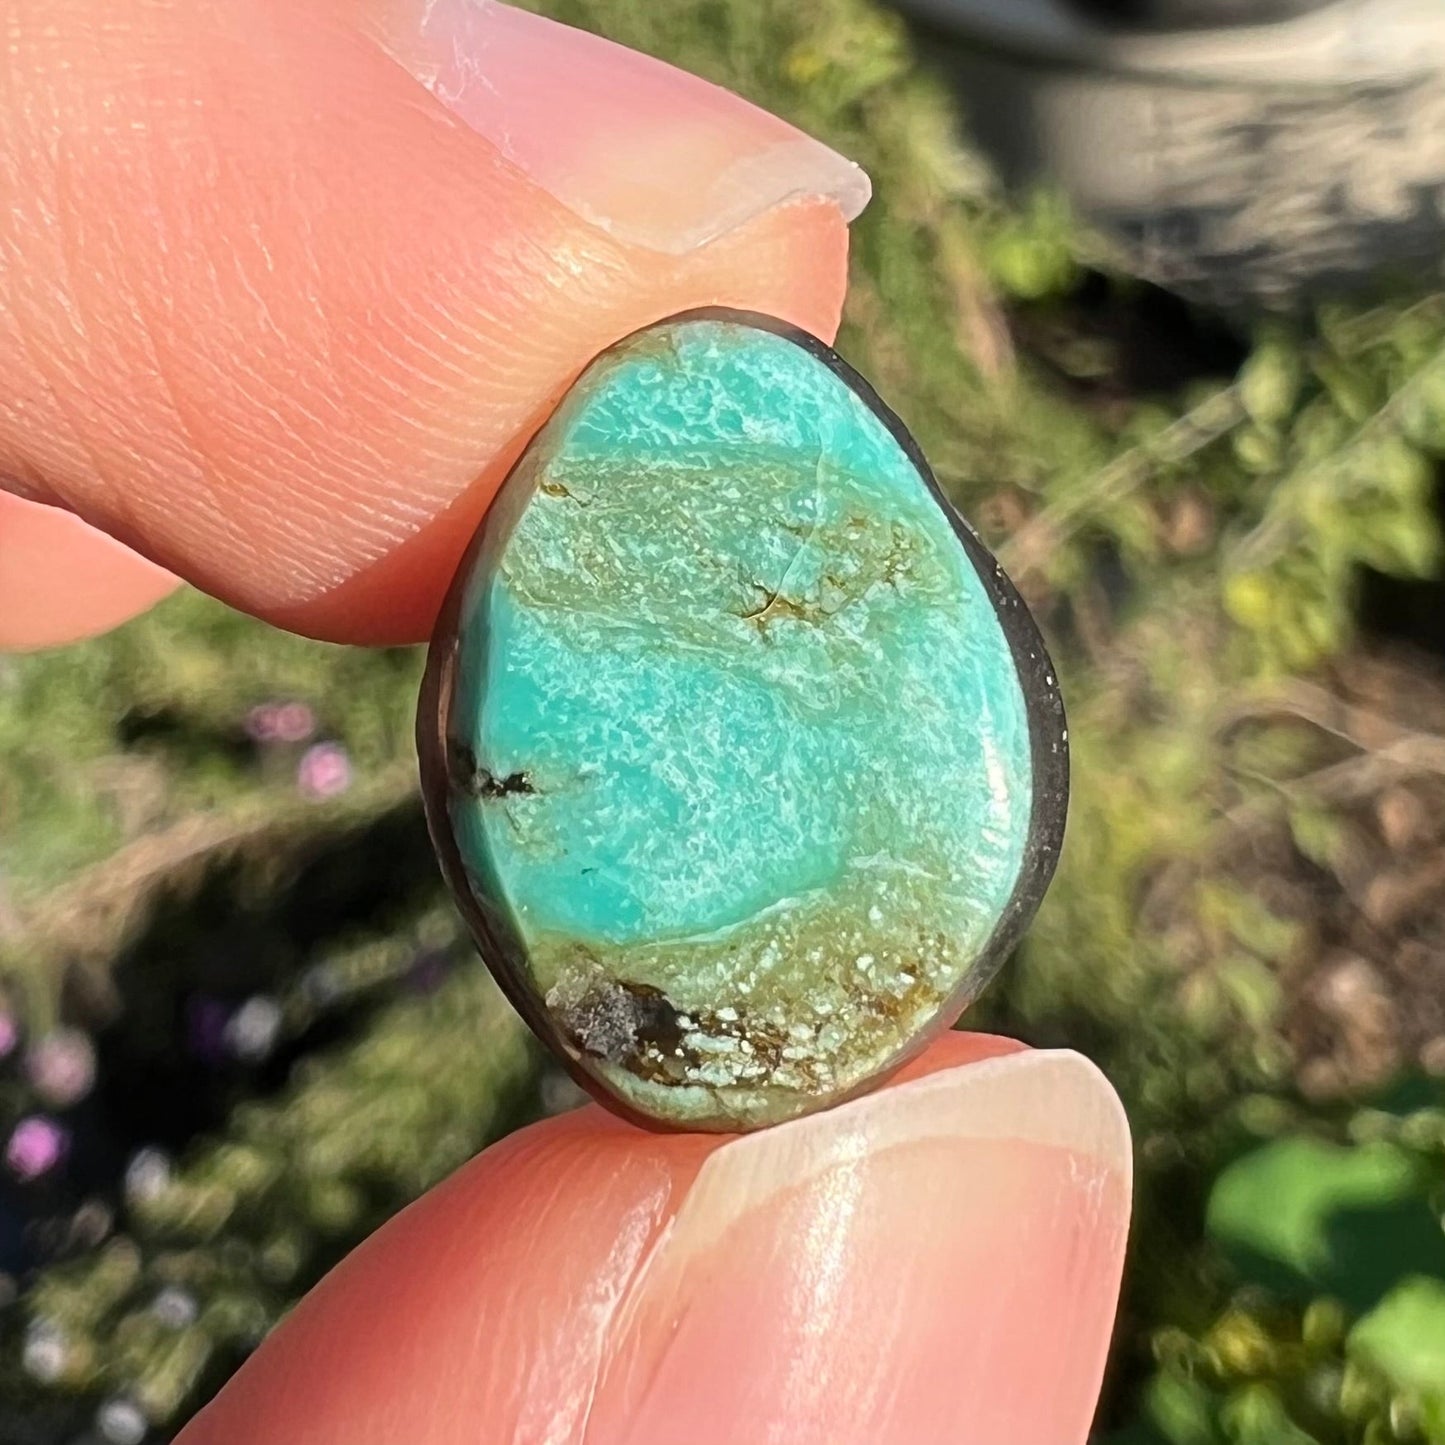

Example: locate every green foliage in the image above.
[3,0,1445,1441]
[0,590,421,903]
[1352,1279,1445,1424]
[1221,306,1445,673]
[1110,1097,1445,1444]
[9,960,534,1427]
[1207,1138,1445,1311]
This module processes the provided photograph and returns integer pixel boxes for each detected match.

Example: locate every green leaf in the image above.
[1287,805,1344,872]
[1349,1276,1445,1401]
[1239,341,1302,428]
[1220,1383,1320,1445]
[1142,1373,1222,1445]
[1207,1138,1445,1311]
[1399,365,1445,456]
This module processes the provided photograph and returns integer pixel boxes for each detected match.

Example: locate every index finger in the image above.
[0,0,859,644]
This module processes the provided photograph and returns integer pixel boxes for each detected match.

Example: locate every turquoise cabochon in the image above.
[420,311,1067,1131]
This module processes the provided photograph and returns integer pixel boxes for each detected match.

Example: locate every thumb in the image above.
[0,0,864,644]
[177,1035,1132,1445]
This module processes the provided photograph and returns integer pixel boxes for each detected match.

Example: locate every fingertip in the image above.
[589,1046,1132,1444]
[2,0,854,643]
[0,491,180,651]
[892,1027,1029,1082]
[176,1103,721,1444]
[373,0,870,256]
[177,1038,1129,1444]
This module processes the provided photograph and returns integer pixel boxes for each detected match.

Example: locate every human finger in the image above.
[0,491,179,650]
[178,1033,1132,1445]
[0,0,863,644]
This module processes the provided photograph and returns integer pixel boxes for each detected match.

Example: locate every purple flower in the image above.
[297,742,352,800]
[244,703,281,743]
[185,996,232,1065]
[7,1116,69,1181]
[25,1027,95,1107]
[406,950,451,995]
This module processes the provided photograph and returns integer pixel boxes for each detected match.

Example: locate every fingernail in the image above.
[372,0,870,254]
[588,1050,1132,1445]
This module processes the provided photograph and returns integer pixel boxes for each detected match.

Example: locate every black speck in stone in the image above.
[450,741,536,801]
[559,979,686,1065]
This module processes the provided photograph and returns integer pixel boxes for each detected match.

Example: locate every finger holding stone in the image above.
[0,0,863,645]
[177,1033,1132,1445]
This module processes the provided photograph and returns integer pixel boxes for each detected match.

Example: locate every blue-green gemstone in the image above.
[420,311,1066,1131]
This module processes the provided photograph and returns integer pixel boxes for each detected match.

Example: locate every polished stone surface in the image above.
[424,313,1063,1130]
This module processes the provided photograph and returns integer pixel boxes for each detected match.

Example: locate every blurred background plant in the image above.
[5,0,1445,1440]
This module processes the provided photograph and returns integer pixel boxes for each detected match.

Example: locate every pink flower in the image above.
[246,700,316,745]
[7,1116,69,1181]
[272,701,317,744]
[25,1028,96,1107]
[244,703,281,743]
[297,742,352,800]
